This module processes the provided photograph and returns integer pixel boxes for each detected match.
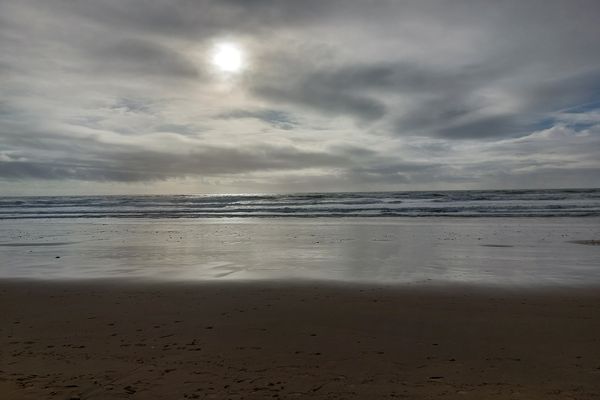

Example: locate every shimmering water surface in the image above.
[2,189,600,219]
[1,216,599,285]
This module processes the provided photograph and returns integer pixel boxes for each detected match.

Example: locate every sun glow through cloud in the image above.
[211,42,245,73]
[1,1,600,195]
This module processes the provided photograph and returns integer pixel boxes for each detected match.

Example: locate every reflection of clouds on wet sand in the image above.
[0,241,78,247]
[570,240,600,246]
[0,218,599,286]
[207,262,247,278]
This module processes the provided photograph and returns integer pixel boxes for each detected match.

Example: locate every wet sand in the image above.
[2,217,600,285]
[1,280,600,399]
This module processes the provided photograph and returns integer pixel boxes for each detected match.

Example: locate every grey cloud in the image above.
[344,162,443,185]
[217,109,298,130]
[0,145,348,182]
[391,69,600,139]
[253,83,386,122]
[239,0,600,137]
[395,97,479,135]
[247,60,489,122]
[248,58,511,131]
[293,62,502,94]
[435,115,529,140]
[92,38,200,79]
[41,0,338,39]
[111,146,346,178]
[518,71,600,114]
[110,98,154,114]
[0,160,131,181]
[154,123,205,137]
[1,0,600,192]
[254,58,600,138]
[273,161,475,191]
[477,166,599,189]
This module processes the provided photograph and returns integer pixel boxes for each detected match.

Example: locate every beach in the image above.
[1,212,600,399]
[2,0,599,393]
[2,0,600,393]
[1,217,599,284]
[2,280,600,399]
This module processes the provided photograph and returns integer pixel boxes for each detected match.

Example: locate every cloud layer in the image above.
[1,0,599,194]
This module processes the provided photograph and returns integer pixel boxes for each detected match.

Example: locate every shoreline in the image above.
[4,275,600,292]
[2,217,599,284]
[2,279,599,399]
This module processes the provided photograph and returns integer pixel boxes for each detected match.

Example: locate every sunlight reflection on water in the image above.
[1,217,599,286]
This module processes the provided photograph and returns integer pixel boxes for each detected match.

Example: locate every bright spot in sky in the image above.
[211,42,245,73]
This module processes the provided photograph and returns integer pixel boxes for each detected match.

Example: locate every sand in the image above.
[2,217,600,285]
[1,280,600,399]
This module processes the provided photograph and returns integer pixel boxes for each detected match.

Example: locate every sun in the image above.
[211,42,245,73]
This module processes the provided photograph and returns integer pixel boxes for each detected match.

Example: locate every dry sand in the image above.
[1,280,600,399]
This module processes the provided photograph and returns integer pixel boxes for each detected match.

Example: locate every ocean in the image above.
[1,188,600,219]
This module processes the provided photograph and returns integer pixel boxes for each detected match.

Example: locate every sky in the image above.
[1,0,599,195]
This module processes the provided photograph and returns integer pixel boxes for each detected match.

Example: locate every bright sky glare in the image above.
[211,42,244,73]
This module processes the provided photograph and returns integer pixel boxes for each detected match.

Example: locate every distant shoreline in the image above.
[2,187,600,198]
[2,188,600,219]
